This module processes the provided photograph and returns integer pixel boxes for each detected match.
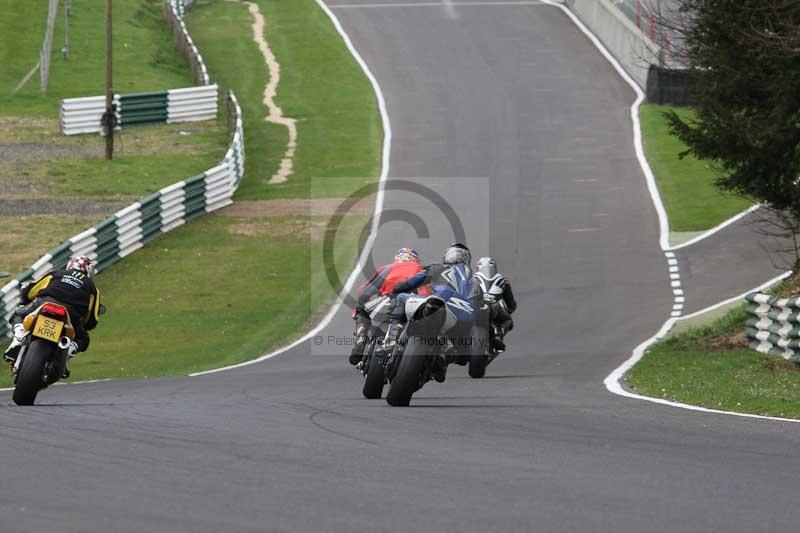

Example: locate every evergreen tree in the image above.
[666,0,800,218]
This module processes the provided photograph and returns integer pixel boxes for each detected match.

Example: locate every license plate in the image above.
[33,315,64,342]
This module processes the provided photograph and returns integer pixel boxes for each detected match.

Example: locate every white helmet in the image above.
[477,257,497,278]
[67,255,96,279]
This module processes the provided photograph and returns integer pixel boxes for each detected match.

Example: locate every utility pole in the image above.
[62,0,70,59]
[104,0,114,160]
[40,0,59,95]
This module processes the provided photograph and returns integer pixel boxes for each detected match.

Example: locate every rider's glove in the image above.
[12,323,27,342]
[67,341,79,358]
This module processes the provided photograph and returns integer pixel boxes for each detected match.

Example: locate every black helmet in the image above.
[443,242,471,266]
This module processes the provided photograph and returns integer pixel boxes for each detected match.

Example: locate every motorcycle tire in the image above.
[468,326,489,379]
[362,354,385,399]
[386,335,427,407]
[12,340,51,406]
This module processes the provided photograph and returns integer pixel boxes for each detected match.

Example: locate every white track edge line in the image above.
[189,0,392,377]
[668,204,760,251]
[542,0,757,254]
[538,0,800,423]
[538,0,671,251]
[0,378,111,394]
[604,271,798,424]
[1,0,389,392]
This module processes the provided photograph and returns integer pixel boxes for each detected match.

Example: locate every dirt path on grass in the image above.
[244,1,298,185]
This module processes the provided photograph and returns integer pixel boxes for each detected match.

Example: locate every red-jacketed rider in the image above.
[349,248,425,365]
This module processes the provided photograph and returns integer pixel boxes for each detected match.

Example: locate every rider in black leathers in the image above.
[3,256,102,365]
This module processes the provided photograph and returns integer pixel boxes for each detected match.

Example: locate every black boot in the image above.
[349,338,367,365]
[431,354,447,383]
[491,326,506,353]
[349,323,369,365]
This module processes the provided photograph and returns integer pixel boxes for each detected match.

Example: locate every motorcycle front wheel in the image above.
[362,353,386,399]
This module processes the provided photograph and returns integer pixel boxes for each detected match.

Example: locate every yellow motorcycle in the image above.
[11,301,77,405]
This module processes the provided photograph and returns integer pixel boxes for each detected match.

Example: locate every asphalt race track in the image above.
[2,2,799,532]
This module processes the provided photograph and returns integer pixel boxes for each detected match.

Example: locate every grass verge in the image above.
[0,0,228,276]
[1,0,381,385]
[0,214,366,388]
[0,215,91,275]
[627,276,800,419]
[186,0,382,200]
[1,0,192,115]
[639,104,752,232]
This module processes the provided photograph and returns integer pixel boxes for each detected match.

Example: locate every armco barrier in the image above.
[61,85,218,135]
[167,85,218,123]
[0,91,244,339]
[745,293,800,361]
[59,95,120,136]
[164,0,209,86]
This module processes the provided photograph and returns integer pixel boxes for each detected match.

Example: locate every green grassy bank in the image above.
[0,0,229,274]
[639,104,752,233]
[2,0,381,386]
[628,277,800,419]
[186,0,382,200]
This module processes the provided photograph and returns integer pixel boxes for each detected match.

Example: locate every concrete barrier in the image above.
[564,0,661,89]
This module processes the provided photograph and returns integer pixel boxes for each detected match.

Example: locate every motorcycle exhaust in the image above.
[58,337,71,350]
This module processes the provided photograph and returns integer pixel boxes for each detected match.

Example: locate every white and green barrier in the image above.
[60,84,218,135]
[745,293,800,361]
[61,0,213,136]
[0,92,244,339]
[164,0,209,86]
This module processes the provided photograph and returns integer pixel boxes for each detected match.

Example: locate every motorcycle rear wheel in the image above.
[13,340,51,406]
[468,326,489,379]
[386,335,427,407]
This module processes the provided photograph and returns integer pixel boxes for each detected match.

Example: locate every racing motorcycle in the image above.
[10,300,76,405]
[357,295,393,399]
[385,264,481,406]
[470,270,510,378]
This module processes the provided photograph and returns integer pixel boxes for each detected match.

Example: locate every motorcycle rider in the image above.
[474,256,517,352]
[348,247,425,365]
[3,256,102,373]
[385,243,482,382]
